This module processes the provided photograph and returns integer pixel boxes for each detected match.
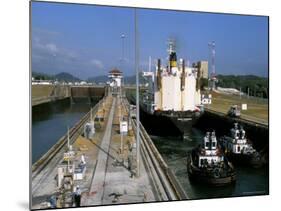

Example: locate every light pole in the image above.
[121,34,125,86]
[121,34,125,62]
[119,35,125,156]
[135,9,140,178]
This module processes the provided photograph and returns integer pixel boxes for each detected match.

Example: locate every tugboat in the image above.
[187,131,236,186]
[219,123,262,167]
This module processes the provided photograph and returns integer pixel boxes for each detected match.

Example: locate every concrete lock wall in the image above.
[71,86,105,98]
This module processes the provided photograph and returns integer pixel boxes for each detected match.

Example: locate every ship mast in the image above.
[167,39,177,73]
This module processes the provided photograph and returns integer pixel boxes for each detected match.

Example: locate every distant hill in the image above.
[54,72,81,82]
[32,71,81,82]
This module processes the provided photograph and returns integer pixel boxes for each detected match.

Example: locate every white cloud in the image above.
[45,43,58,53]
[33,38,59,56]
[90,59,104,69]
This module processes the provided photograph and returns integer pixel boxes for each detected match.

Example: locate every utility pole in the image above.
[149,56,151,72]
[121,34,125,62]
[121,34,125,86]
[208,41,216,90]
[135,9,140,178]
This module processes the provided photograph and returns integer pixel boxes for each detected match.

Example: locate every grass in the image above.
[207,91,268,124]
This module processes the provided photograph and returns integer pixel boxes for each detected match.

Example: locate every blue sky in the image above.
[31,2,268,79]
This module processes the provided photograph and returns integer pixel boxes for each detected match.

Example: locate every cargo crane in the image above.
[208,41,217,90]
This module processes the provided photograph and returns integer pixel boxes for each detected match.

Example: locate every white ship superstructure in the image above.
[140,40,204,138]
[154,60,201,112]
[144,40,202,114]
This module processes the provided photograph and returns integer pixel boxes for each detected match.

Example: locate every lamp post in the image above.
[135,9,140,178]
[119,34,125,155]
[121,34,125,86]
[121,34,125,62]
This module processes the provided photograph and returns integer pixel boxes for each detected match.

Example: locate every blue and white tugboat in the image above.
[187,131,236,186]
[219,123,262,168]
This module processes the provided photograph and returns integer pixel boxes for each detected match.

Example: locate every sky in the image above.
[31,2,268,79]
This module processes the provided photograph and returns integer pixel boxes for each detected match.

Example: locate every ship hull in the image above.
[187,166,236,186]
[187,153,236,186]
[139,107,182,137]
[139,105,202,138]
[225,152,263,168]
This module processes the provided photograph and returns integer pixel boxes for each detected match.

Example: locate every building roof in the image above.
[109,68,122,75]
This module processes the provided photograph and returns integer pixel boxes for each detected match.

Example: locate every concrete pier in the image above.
[83,97,118,205]
[31,94,186,209]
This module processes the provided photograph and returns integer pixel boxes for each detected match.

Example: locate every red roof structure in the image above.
[109,68,122,76]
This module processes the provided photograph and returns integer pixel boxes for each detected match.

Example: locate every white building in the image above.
[108,68,123,87]
[80,81,87,85]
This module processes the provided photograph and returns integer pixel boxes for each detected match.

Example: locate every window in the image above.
[205,141,209,149]
[200,159,204,167]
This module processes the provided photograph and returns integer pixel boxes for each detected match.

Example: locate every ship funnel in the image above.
[169,52,177,68]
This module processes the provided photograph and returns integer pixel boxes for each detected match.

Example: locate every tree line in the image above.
[212,75,268,98]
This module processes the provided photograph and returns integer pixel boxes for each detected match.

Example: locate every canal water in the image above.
[32,97,269,200]
[32,99,97,164]
[151,129,269,200]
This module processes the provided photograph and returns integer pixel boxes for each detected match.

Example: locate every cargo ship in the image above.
[139,40,205,139]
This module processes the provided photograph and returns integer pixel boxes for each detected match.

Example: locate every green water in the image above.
[151,128,269,199]
[32,100,96,164]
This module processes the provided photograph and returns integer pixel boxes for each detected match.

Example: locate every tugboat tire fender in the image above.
[213,167,221,179]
